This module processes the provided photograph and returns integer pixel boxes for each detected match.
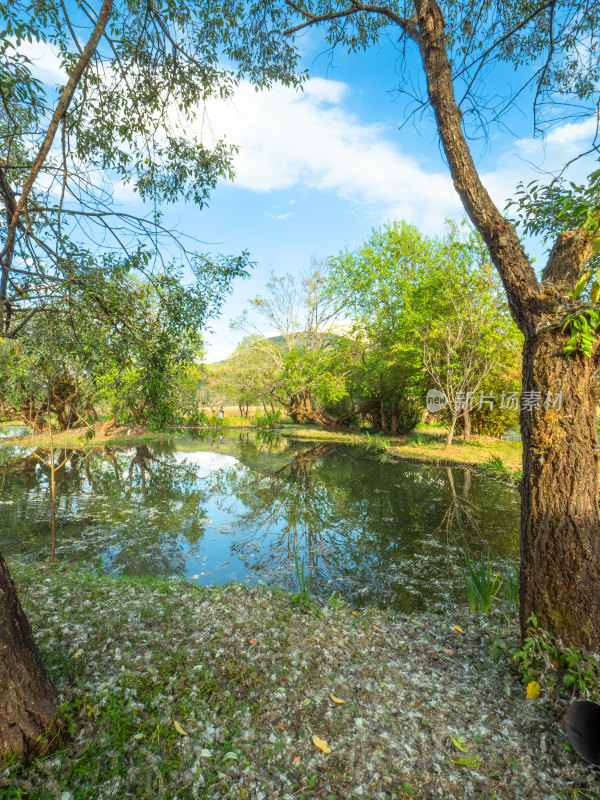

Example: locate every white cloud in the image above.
[266,212,292,220]
[203,79,461,231]
[17,39,67,86]
[482,116,599,215]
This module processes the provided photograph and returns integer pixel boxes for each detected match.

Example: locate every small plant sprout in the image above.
[461,552,503,613]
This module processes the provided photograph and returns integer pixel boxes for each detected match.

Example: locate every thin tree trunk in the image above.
[463,408,471,440]
[49,421,56,564]
[391,389,398,437]
[520,331,600,650]
[0,0,114,333]
[379,375,386,433]
[445,411,458,447]
[0,553,60,757]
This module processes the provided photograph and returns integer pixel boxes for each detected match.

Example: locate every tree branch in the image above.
[0,0,114,330]
[413,0,540,332]
[542,228,594,287]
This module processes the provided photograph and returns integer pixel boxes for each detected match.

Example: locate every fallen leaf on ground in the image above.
[173,720,189,736]
[312,735,331,754]
[351,611,359,617]
[329,694,346,704]
[442,648,454,655]
[372,625,381,632]
[292,755,301,764]
[453,625,464,633]
[247,638,258,646]
[526,680,541,699]
[450,735,468,752]
[449,755,481,769]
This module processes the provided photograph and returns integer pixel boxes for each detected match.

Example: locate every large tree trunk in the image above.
[520,330,600,650]
[0,554,60,757]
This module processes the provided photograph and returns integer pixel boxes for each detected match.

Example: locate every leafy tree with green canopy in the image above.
[0,258,229,432]
[232,0,600,650]
[419,227,522,444]
[330,221,445,432]
[233,264,365,428]
[0,0,282,757]
[329,221,522,442]
[211,336,278,416]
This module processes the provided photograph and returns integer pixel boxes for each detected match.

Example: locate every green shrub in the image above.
[362,394,421,435]
[254,410,282,428]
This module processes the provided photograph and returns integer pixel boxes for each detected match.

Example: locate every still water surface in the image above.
[0,431,519,611]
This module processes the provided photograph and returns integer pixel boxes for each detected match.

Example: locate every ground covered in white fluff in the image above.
[1,563,598,800]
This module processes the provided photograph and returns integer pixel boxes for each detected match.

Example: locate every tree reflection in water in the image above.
[0,434,520,612]
[0,444,210,576]
[208,443,519,612]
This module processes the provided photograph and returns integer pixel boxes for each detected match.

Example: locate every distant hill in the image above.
[205,333,298,369]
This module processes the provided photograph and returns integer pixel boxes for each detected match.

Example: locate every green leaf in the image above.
[450,735,469,752]
[448,755,482,769]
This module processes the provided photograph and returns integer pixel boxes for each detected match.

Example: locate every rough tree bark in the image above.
[0,554,60,757]
[101,414,117,437]
[520,326,600,645]
[412,0,600,648]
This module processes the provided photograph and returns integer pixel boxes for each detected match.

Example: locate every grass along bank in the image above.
[282,425,523,482]
[1,563,597,800]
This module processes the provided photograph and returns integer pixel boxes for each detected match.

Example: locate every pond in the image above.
[0,431,520,612]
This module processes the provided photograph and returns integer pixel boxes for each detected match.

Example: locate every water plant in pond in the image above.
[361,432,390,453]
[480,455,521,487]
[461,551,502,612]
[292,547,313,611]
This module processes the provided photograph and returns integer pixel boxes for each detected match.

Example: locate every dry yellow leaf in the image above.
[329,694,345,704]
[351,611,360,617]
[453,625,464,633]
[526,681,541,699]
[312,735,331,754]
[372,625,381,632]
[173,720,189,736]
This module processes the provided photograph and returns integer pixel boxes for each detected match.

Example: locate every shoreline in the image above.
[0,421,523,481]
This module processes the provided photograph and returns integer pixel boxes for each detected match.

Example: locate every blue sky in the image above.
[24,23,599,361]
